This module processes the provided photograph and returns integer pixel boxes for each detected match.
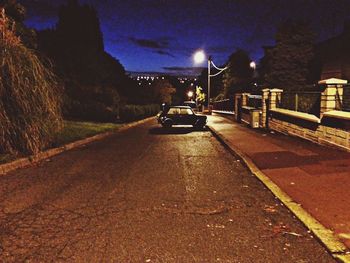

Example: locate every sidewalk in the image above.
[207,114,350,254]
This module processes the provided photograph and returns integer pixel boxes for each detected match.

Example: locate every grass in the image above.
[0,154,16,165]
[52,120,122,147]
[0,120,122,165]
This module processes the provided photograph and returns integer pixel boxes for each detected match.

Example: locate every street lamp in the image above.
[193,50,205,64]
[193,50,228,109]
[250,61,256,70]
[187,90,194,100]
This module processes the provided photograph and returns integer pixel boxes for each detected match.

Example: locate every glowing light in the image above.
[187,91,194,98]
[193,50,206,64]
[250,61,256,69]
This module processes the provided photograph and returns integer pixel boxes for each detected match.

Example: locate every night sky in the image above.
[23,0,350,75]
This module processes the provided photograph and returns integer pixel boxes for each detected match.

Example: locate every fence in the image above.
[213,98,234,112]
[278,92,321,117]
[341,85,350,112]
[247,94,262,109]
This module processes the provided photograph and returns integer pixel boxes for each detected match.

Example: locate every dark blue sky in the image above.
[23,0,350,75]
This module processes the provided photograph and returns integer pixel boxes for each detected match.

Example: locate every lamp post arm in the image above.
[210,60,228,71]
[209,69,227,77]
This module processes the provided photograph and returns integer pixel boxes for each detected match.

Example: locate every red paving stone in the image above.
[208,115,350,248]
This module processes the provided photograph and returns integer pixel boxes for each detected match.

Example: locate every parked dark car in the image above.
[157,106,207,128]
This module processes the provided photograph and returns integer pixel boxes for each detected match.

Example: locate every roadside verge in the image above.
[0,117,155,176]
[207,124,350,263]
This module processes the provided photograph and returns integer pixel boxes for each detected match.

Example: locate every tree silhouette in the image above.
[151,79,176,105]
[222,49,253,97]
[37,0,135,121]
[265,20,315,91]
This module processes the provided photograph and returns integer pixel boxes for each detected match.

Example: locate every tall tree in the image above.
[222,49,253,97]
[265,20,315,91]
[37,0,135,121]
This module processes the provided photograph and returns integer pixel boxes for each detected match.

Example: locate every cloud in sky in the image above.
[128,37,170,49]
[153,50,175,58]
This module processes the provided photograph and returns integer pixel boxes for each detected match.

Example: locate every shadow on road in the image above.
[149,126,208,135]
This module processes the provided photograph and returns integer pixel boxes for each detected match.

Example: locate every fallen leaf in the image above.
[264,205,277,213]
[283,231,302,237]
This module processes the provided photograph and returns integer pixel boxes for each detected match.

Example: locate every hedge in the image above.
[120,104,160,122]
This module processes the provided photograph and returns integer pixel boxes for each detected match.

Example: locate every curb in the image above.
[207,125,350,263]
[0,116,155,177]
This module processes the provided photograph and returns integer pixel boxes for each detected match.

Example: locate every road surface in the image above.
[0,119,334,262]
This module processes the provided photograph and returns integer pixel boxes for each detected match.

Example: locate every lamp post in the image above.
[193,50,228,109]
[193,51,257,109]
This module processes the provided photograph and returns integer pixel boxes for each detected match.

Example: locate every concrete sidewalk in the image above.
[207,114,350,258]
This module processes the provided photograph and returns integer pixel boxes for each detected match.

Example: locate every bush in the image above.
[120,104,160,122]
[0,9,62,155]
[63,84,120,123]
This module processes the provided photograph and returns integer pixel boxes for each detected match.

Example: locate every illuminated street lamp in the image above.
[193,50,228,109]
[187,90,194,100]
[250,61,256,70]
[193,50,205,64]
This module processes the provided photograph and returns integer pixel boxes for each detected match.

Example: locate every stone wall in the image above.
[269,110,350,151]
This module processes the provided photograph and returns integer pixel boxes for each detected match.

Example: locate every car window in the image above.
[180,108,193,115]
[167,108,180,115]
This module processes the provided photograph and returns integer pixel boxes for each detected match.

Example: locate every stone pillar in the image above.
[318,78,348,115]
[269,89,283,110]
[242,93,250,107]
[260,89,270,128]
[234,93,242,121]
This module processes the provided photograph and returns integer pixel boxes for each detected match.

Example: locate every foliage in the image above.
[222,49,253,98]
[0,9,62,155]
[120,104,160,122]
[63,83,121,122]
[195,86,206,105]
[151,79,176,104]
[0,0,37,48]
[52,120,121,147]
[264,20,315,91]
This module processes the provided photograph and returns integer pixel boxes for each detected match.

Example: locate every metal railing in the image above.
[277,92,321,117]
[340,86,350,112]
[213,98,234,112]
[247,94,262,109]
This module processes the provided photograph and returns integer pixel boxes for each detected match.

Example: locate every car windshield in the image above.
[167,107,193,115]
[167,108,181,115]
[180,108,193,115]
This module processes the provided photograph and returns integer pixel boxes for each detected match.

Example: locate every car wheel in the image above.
[163,119,173,128]
[194,120,205,129]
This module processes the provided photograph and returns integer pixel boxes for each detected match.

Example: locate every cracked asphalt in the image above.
[0,119,335,262]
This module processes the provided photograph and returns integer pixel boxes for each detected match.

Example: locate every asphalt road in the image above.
[0,119,335,262]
